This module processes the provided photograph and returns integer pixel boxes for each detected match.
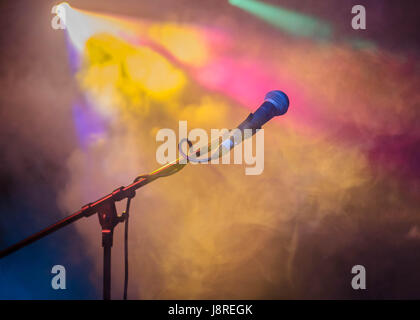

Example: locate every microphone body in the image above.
[185,90,289,161]
[221,90,289,150]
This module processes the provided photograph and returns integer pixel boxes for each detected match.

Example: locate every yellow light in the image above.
[78,34,186,114]
[147,23,209,67]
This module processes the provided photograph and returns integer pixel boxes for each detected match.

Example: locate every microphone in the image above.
[185,90,289,162]
[220,90,289,150]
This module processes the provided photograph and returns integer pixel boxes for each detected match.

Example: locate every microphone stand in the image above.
[0,158,186,300]
[0,109,263,299]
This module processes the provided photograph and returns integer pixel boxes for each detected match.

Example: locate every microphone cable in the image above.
[123,174,149,300]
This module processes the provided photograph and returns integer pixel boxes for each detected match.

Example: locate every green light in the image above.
[346,37,376,50]
[229,0,332,40]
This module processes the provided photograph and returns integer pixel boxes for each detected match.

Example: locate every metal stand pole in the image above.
[103,233,112,300]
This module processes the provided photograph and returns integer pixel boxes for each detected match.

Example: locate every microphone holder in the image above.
[0,159,186,300]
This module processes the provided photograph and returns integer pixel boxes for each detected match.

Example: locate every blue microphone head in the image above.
[264,90,289,116]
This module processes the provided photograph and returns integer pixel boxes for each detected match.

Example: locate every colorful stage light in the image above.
[2,1,419,300]
[228,0,332,40]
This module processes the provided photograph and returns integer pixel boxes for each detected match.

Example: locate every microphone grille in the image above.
[264,90,289,115]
